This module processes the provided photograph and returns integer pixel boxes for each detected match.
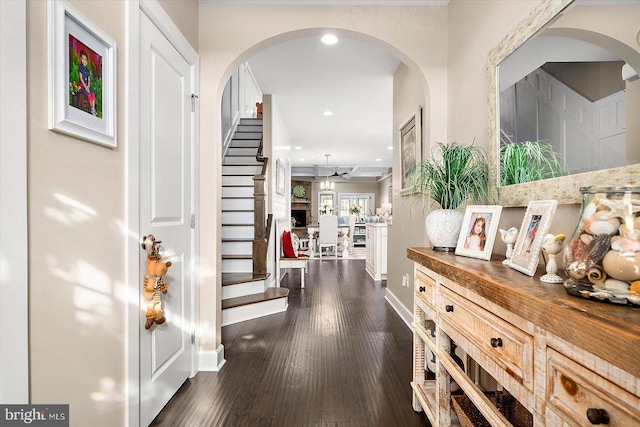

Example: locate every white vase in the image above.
[425,208,464,252]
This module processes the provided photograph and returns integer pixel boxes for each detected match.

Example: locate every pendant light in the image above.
[320,154,335,192]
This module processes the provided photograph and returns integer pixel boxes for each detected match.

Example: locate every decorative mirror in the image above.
[488,0,640,206]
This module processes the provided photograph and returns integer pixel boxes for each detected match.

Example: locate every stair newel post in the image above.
[253,162,268,275]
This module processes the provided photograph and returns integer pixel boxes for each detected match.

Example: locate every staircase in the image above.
[221,118,288,326]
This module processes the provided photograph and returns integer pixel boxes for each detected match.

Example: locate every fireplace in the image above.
[291,210,307,227]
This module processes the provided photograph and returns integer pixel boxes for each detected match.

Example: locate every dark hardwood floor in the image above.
[151,259,430,426]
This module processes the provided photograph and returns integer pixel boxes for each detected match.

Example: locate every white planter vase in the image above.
[425,208,464,252]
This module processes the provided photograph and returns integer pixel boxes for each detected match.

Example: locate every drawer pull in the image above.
[445,304,454,312]
[586,408,610,425]
[490,337,503,348]
[419,286,426,292]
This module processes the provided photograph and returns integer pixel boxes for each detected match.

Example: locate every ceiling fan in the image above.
[331,168,349,178]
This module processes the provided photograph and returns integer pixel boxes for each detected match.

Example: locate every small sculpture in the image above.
[499,227,519,265]
[540,233,566,283]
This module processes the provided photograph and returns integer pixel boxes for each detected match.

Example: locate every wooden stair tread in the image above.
[222,272,270,286]
[222,238,253,242]
[222,287,289,310]
[222,184,253,187]
[222,254,252,260]
[221,223,254,227]
[222,173,260,176]
[222,196,254,200]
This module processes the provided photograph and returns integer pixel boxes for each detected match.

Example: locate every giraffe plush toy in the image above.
[143,256,172,330]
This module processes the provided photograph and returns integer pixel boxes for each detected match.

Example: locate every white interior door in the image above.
[139,11,194,426]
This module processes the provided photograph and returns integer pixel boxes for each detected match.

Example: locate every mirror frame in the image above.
[488,0,640,207]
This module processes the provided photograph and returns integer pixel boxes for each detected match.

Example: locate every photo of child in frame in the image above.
[69,34,102,118]
[523,214,542,254]
[463,213,492,252]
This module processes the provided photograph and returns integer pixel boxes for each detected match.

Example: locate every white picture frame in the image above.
[510,199,558,276]
[455,205,503,261]
[48,0,116,148]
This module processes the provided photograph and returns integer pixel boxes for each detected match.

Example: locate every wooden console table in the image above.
[407,247,640,426]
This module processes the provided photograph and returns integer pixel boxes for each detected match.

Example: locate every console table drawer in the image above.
[439,286,534,390]
[415,268,436,307]
[546,348,640,426]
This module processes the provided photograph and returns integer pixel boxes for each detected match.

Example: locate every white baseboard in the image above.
[198,344,226,372]
[384,288,413,332]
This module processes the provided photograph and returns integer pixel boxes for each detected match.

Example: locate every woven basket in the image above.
[451,392,533,427]
[451,395,492,427]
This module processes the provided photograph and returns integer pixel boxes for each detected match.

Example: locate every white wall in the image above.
[388,62,430,311]
[1,0,28,404]
[265,95,292,287]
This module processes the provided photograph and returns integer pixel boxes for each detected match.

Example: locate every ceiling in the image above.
[247,32,401,179]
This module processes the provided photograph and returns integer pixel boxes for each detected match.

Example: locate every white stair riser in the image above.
[229,140,260,148]
[222,258,252,272]
[232,132,262,140]
[221,226,254,239]
[239,118,262,125]
[222,211,254,223]
[223,198,254,211]
[224,156,261,165]
[227,147,258,156]
[222,165,262,174]
[222,241,252,256]
[221,298,288,326]
[221,186,254,198]
[222,280,265,300]
[236,125,262,132]
[222,175,256,186]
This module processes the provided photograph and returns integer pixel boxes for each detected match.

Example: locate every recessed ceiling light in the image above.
[300,158,305,162]
[387,146,393,150]
[375,158,382,162]
[323,111,333,117]
[321,34,338,45]
[294,146,302,150]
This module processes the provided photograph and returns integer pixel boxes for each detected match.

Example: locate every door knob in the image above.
[141,234,162,257]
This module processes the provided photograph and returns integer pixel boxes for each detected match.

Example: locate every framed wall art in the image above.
[48,0,116,147]
[510,199,558,276]
[399,108,422,195]
[455,205,503,261]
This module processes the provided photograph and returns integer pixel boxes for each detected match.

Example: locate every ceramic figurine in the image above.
[499,227,519,265]
[541,233,566,283]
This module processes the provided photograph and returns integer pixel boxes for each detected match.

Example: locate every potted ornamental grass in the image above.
[500,140,565,186]
[413,141,492,251]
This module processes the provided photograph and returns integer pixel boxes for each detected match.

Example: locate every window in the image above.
[319,192,335,215]
[338,193,374,222]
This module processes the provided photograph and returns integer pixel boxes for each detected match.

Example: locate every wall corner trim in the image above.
[384,288,413,332]
[198,345,226,372]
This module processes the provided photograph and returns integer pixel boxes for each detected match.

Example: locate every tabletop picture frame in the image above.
[48,0,116,147]
[510,199,558,276]
[455,205,503,261]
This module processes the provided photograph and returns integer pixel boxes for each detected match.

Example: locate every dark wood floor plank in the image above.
[152,259,430,427]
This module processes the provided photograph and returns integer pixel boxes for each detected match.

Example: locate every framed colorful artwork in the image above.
[49,0,116,147]
[510,199,558,276]
[455,205,503,261]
